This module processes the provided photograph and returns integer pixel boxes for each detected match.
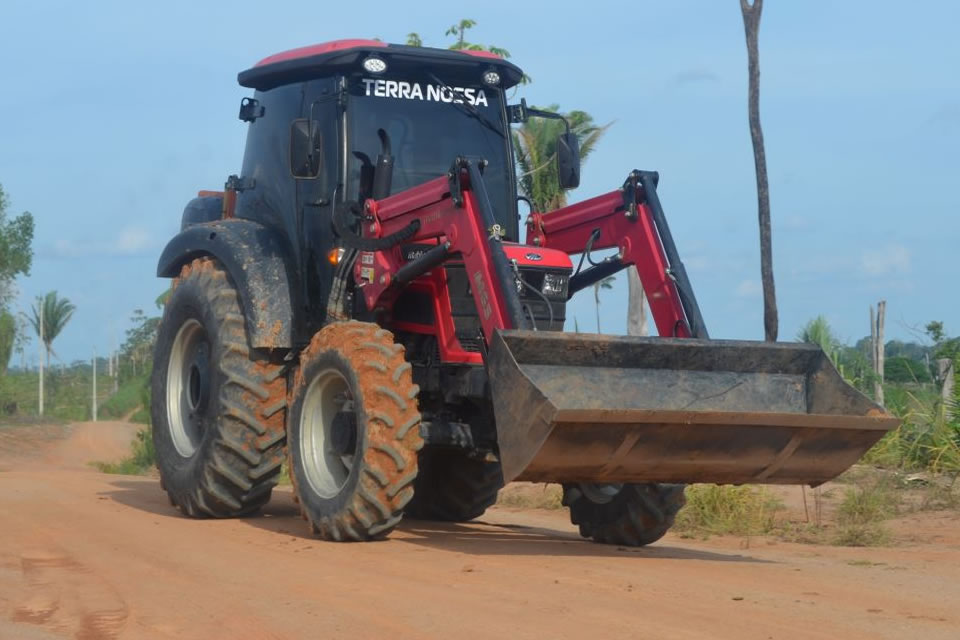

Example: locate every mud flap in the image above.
[487,331,898,486]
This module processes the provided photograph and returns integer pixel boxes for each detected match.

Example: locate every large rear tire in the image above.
[151,257,287,517]
[404,450,503,522]
[562,483,685,546]
[287,321,423,541]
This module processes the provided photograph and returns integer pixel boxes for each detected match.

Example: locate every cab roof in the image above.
[238,39,525,91]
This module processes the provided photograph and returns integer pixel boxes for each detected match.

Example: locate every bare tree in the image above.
[740,0,778,341]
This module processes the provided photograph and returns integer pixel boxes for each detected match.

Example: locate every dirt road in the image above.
[1,421,958,640]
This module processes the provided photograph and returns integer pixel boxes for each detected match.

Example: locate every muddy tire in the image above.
[287,321,423,541]
[404,450,503,522]
[151,257,287,517]
[562,483,686,546]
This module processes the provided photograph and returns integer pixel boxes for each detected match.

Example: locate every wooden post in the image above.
[92,348,97,422]
[38,301,44,417]
[871,301,886,406]
[938,358,955,413]
[626,267,648,336]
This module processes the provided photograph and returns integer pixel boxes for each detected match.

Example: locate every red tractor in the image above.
[152,40,896,544]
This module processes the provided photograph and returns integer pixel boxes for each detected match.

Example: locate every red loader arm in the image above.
[526,170,706,339]
[356,163,705,343]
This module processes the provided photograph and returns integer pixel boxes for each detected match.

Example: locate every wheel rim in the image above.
[166,318,211,457]
[580,483,623,505]
[299,368,358,499]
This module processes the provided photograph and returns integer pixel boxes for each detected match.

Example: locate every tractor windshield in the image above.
[346,74,517,239]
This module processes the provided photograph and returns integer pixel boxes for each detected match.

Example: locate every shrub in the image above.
[674,484,783,537]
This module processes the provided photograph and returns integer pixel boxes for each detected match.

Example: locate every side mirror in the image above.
[556,132,581,190]
[290,119,322,179]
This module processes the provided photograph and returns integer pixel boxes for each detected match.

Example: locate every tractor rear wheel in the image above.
[151,257,287,517]
[404,450,503,522]
[287,321,423,541]
[562,483,686,546]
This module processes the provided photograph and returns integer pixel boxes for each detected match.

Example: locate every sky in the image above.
[1,0,957,364]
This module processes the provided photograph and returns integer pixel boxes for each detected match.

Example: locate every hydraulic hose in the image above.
[332,201,420,251]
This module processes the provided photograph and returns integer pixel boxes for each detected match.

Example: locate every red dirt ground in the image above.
[1,421,958,639]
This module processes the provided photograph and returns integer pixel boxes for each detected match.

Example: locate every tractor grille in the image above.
[444,264,567,352]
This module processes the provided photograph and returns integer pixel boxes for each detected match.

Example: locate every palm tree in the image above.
[797,315,839,364]
[29,291,75,366]
[513,107,611,212]
[593,276,615,333]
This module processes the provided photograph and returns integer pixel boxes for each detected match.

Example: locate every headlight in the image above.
[541,273,569,299]
[362,57,387,74]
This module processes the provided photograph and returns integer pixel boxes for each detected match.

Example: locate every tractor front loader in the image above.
[152,40,897,546]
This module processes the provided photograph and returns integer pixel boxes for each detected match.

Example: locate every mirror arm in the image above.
[508,98,571,134]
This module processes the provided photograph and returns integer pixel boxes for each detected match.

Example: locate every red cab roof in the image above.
[239,39,522,91]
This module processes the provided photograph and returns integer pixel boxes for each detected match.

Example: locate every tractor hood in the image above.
[238,39,525,91]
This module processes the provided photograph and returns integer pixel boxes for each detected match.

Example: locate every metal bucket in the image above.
[487,331,898,486]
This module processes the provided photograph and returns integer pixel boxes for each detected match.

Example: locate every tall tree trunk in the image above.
[626,267,648,336]
[740,0,778,342]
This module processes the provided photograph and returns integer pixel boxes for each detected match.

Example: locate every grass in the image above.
[828,478,901,546]
[99,373,149,420]
[1,368,149,423]
[92,426,155,475]
[862,387,960,473]
[496,483,564,509]
[673,484,783,537]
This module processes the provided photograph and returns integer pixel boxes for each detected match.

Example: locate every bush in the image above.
[674,484,783,537]
[862,389,960,472]
[885,357,932,384]
[828,477,900,547]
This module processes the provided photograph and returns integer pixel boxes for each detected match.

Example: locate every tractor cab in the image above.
[237,40,529,241]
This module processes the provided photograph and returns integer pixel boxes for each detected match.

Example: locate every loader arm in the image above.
[526,170,706,339]
[356,157,531,341]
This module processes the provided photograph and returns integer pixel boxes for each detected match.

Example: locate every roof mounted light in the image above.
[482,70,501,86]
[362,56,387,74]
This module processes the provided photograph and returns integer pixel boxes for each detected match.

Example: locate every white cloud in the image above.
[860,245,910,276]
[671,69,719,86]
[735,279,762,298]
[46,226,155,259]
[115,227,151,254]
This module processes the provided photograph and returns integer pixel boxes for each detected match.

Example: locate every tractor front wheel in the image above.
[562,483,686,546]
[287,322,423,541]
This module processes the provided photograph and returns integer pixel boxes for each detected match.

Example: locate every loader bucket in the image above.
[487,331,898,486]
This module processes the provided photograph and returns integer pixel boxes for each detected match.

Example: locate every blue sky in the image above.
[1,0,957,364]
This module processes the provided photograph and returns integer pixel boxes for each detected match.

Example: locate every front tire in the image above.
[287,321,423,541]
[562,483,685,546]
[151,257,287,517]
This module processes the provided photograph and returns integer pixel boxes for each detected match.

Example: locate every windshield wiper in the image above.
[427,73,505,139]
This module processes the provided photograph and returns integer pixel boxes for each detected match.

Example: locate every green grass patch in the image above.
[862,388,960,473]
[92,426,155,475]
[824,477,901,546]
[99,373,149,419]
[674,484,784,537]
